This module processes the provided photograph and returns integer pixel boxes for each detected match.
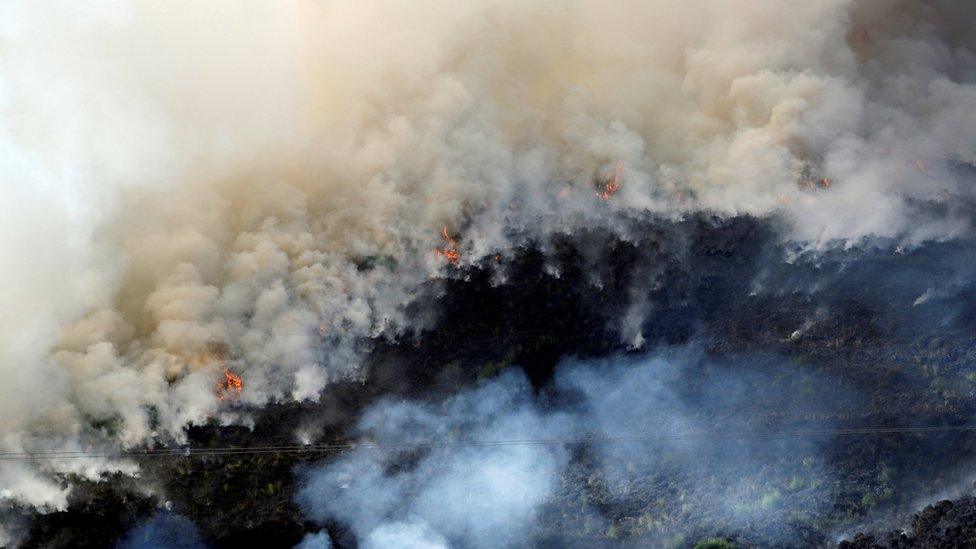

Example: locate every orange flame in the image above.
[434,226,461,264]
[598,161,622,200]
[798,176,832,191]
[216,369,243,400]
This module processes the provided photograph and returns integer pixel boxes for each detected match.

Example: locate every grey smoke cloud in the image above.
[116,512,207,549]
[1,0,975,515]
[295,531,333,549]
[297,370,573,549]
[296,349,853,546]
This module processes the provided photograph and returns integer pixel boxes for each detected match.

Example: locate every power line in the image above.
[2,424,974,461]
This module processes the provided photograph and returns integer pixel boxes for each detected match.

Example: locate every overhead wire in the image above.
[2,424,975,461]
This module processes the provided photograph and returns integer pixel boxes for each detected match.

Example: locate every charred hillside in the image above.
[17,215,976,547]
[841,495,976,548]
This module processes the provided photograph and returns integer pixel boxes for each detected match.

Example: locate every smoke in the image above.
[116,512,206,549]
[295,531,333,549]
[3,0,976,515]
[297,369,573,548]
[296,348,855,546]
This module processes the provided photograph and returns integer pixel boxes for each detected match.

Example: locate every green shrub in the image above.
[694,538,736,549]
[861,493,877,508]
[760,489,782,510]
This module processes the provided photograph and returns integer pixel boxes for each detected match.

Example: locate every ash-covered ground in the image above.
[16,215,976,548]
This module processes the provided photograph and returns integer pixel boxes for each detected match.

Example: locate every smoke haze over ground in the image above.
[298,349,854,547]
[4,0,976,546]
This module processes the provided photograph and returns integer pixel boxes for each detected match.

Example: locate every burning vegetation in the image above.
[798,177,831,191]
[434,226,461,264]
[597,161,623,200]
[12,0,976,546]
[216,369,244,400]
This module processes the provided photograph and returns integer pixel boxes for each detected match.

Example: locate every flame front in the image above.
[598,161,622,200]
[434,226,461,264]
[216,369,244,400]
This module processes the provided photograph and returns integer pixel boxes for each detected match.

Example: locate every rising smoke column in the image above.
[1,0,976,518]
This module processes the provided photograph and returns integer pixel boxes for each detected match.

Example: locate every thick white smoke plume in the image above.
[1,0,975,512]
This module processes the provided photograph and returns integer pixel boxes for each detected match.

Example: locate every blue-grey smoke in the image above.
[296,347,857,546]
[294,531,333,549]
[116,513,207,549]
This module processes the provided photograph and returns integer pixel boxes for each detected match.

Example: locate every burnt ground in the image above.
[17,215,976,548]
[840,495,976,548]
